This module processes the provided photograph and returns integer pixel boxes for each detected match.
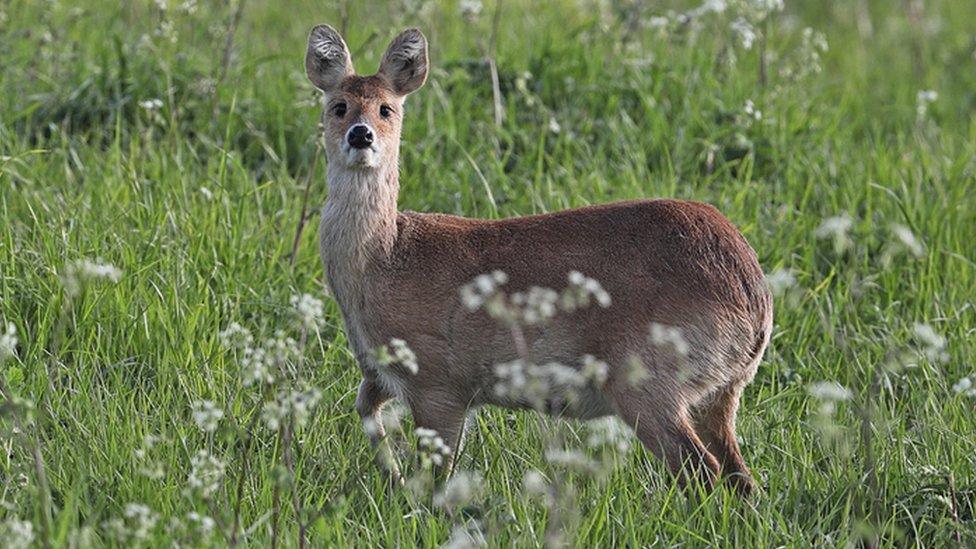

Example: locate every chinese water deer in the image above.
[306,25,772,494]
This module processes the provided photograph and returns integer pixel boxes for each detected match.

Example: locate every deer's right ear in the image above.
[306,25,353,92]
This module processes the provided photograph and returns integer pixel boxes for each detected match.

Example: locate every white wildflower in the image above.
[522,469,549,495]
[586,416,633,452]
[376,338,419,375]
[261,387,322,431]
[511,286,559,324]
[700,0,727,14]
[580,355,609,386]
[185,512,215,537]
[545,448,598,472]
[416,427,452,467]
[459,0,482,21]
[648,16,671,29]
[290,293,325,331]
[916,90,938,118]
[139,98,164,111]
[744,99,762,121]
[731,17,757,49]
[104,503,158,543]
[460,270,508,311]
[547,117,562,134]
[765,268,797,297]
[913,323,948,363]
[191,400,224,433]
[218,321,253,349]
[240,332,300,386]
[814,213,855,254]
[952,376,976,397]
[0,321,17,363]
[649,322,690,357]
[890,224,925,258]
[63,258,123,296]
[748,0,784,16]
[186,450,225,499]
[434,470,484,512]
[562,271,611,310]
[808,381,853,402]
[441,519,487,549]
[0,519,34,549]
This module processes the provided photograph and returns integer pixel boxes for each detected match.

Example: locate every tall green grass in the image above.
[1,0,974,546]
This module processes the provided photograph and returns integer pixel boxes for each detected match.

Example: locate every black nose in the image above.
[347,125,373,149]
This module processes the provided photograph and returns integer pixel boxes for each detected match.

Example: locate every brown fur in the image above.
[306,26,772,494]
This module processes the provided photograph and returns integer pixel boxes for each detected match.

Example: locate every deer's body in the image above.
[308,26,771,494]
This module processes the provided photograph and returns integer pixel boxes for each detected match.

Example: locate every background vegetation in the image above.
[1,0,974,546]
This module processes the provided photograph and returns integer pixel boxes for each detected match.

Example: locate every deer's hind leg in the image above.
[609,382,720,491]
[693,380,756,495]
[356,376,401,484]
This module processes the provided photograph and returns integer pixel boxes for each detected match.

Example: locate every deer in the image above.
[305,25,772,495]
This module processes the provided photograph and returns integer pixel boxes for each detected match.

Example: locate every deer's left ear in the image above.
[378,28,428,96]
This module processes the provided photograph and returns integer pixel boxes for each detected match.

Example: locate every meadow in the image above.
[1,0,975,546]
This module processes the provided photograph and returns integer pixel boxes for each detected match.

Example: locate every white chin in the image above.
[343,147,381,169]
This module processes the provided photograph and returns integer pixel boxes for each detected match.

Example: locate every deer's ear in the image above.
[378,28,428,96]
[306,25,353,92]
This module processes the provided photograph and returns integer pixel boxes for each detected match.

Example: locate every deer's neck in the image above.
[320,162,400,274]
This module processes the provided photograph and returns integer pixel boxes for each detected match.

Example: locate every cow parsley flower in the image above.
[290,293,325,331]
[416,427,452,467]
[62,258,123,296]
[916,90,938,118]
[649,322,690,357]
[765,268,797,297]
[815,213,855,254]
[731,17,757,49]
[191,400,224,433]
[913,323,948,363]
[0,519,34,549]
[186,450,225,499]
[139,98,164,111]
[434,470,484,513]
[952,376,976,397]
[0,321,17,363]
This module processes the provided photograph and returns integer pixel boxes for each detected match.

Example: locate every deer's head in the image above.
[306,26,428,171]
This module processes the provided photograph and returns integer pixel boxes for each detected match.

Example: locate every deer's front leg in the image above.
[355,375,401,484]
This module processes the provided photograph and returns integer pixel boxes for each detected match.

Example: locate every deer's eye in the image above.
[379,105,393,118]
[332,102,347,117]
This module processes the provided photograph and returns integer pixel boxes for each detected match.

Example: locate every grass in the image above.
[1,0,975,546]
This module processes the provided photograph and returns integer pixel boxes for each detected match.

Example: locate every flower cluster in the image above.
[62,258,123,296]
[0,321,17,363]
[415,427,452,467]
[237,331,301,387]
[916,90,938,118]
[808,381,852,415]
[261,387,323,431]
[0,519,34,549]
[290,293,325,331]
[186,450,226,499]
[649,322,690,358]
[103,503,158,544]
[493,360,597,410]
[586,417,634,452]
[912,323,948,363]
[460,270,611,325]
[434,470,484,513]
[952,376,976,397]
[375,338,420,375]
[191,400,224,433]
[814,213,855,254]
